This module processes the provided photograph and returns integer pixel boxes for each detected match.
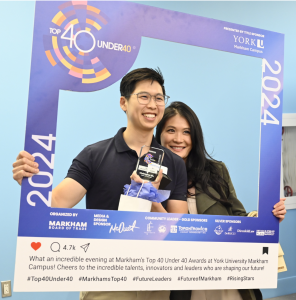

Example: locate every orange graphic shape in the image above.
[87,5,100,14]
[45,50,57,66]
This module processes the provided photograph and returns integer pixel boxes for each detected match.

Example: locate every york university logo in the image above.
[43,1,132,84]
[233,35,264,49]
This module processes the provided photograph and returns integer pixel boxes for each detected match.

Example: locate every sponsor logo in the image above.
[170,225,177,233]
[237,229,254,233]
[232,35,264,54]
[158,224,167,233]
[49,220,87,230]
[145,222,155,235]
[257,39,264,48]
[178,226,207,234]
[214,225,223,235]
[256,230,275,236]
[233,36,264,49]
[109,220,139,233]
[224,27,265,53]
[49,221,87,227]
[233,35,256,46]
[224,226,236,235]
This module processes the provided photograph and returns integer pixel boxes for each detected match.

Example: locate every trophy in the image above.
[135,145,164,182]
[118,146,169,212]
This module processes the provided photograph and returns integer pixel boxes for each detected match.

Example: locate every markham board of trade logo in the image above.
[49,220,87,230]
[43,1,132,84]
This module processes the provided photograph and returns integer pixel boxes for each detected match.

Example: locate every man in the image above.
[12,68,188,300]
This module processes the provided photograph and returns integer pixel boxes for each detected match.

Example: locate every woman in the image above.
[155,101,286,300]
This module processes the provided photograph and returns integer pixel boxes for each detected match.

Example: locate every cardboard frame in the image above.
[14,1,284,291]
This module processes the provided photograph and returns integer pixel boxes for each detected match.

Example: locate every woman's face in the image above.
[160,114,192,162]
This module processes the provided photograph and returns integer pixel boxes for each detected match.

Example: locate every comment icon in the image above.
[50,242,60,252]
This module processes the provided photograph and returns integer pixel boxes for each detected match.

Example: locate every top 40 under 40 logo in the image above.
[43,1,133,84]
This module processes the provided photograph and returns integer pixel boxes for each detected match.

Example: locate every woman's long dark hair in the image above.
[156,101,231,206]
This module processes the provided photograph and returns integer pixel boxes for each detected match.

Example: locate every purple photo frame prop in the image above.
[18,1,283,245]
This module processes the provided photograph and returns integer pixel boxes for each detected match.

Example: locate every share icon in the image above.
[80,243,90,253]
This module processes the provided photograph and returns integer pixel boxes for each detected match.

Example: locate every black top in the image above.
[66,128,187,210]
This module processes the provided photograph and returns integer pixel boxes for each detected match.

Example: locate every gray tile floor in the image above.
[266,293,296,300]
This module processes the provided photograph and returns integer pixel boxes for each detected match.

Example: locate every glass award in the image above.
[135,145,164,182]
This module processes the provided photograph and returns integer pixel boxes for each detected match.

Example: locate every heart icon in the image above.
[31,242,41,251]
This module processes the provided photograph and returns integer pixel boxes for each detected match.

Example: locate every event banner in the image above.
[14,1,284,291]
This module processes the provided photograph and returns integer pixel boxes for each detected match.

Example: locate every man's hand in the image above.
[130,169,163,190]
[12,151,39,185]
[130,169,167,212]
[129,170,187,213]
[272,197,286,223]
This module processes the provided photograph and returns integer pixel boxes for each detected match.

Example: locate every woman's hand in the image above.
[272,198,286,223]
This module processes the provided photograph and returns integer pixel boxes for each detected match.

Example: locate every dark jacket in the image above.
[170,162,262,300]
[195,162,248,217]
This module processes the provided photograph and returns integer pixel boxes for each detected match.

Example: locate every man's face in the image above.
[121,80,165,132]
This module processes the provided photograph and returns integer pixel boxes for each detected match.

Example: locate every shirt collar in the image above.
[114,127,161,153]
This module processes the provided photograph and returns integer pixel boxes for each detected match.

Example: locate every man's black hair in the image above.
[120,67,165,100]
